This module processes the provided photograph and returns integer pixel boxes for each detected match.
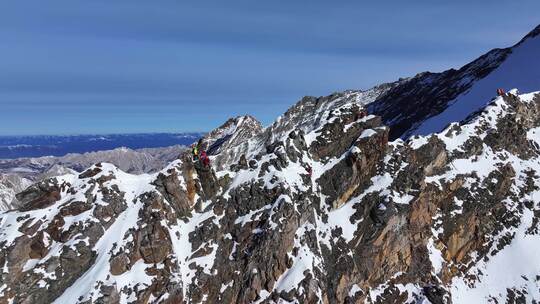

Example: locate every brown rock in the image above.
[110,253,130,275]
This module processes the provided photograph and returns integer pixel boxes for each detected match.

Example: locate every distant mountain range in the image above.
[0,133,203,159]
[0,145,188,211]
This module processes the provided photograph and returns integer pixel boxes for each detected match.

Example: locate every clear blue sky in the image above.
[1,1,539,135]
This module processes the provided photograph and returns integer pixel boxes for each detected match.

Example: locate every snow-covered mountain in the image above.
[368,24,540,139]
[1,88,539,303]
[0,145,187,211]
[200,115,263,168]
[0,24,539,304]
[0,145,187,177]
[208,83,399,172]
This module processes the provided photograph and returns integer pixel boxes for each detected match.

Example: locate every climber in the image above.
[200,150,210,167]
[359,109,368,118]
[306,165,312,177]
[191,144,199,161]
[497,88,506,96]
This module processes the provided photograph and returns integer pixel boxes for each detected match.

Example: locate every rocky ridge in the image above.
[1,87,539,303]
[201,115,263,156]
[368,24,540,139]
[209,83,397,172]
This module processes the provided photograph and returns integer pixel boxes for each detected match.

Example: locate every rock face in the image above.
[1,87,540,303]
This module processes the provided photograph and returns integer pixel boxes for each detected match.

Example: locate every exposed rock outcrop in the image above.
[1,89,540,303]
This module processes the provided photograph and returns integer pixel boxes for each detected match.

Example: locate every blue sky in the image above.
[1,1,539,135]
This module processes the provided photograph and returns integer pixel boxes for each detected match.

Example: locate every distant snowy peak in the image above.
[0,145,186,177]
[369,23,540,140]
[0,133,201,159]
[208,83,398,171]
[201,115,263,155]
[0,174,32,211]
[38,165,77,181]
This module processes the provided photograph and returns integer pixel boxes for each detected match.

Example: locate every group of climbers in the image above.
[191,142,210,167]
[496,88,522,97]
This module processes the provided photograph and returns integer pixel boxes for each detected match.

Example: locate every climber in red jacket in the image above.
[359,109,368,118]
[200,150,210,167]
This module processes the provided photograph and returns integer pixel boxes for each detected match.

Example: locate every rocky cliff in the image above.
[1,88,540,303]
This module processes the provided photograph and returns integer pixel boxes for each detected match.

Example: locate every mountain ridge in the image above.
[1,89,539,302]
[367,23,540,140]
[0,24,539,304]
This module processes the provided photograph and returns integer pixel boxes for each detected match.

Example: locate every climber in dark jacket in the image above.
[306,165,312,177]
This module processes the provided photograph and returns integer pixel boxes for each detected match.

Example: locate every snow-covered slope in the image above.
[369,24,540,139]
[368,90,540,303]
[413,26,540,136]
